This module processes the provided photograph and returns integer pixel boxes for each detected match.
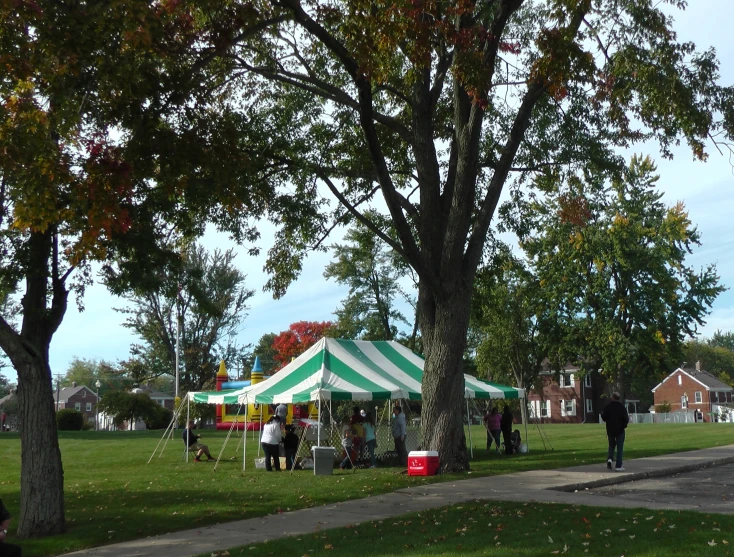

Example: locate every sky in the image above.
[4,2,734,385]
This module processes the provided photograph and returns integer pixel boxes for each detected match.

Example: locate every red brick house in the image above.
[53,383,99,423]
[651,363,733,422]
[527,364,603,424]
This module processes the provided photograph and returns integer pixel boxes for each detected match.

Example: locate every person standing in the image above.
[261,416,283,471]
[601,392,629,471]
[275,403,288,424]
[500,405,514,455]
[484,407,502,453]
[391,405,408,466]
[0,497,21,557]
[363,412,377,468]
[282,424,299,471]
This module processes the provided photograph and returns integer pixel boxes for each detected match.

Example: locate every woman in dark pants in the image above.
[500,405,514,455]
[260,416,283,471]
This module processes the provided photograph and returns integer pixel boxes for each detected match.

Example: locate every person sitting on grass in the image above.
[183,420,214,462]
[0,496,22,557]
[339,423,355,470]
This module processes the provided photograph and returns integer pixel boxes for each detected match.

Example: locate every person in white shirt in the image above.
[391,404,407,466]
[261,416,283,471]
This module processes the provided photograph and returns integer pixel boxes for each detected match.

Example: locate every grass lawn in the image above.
[214,500,734,557]
[0,422,732,556]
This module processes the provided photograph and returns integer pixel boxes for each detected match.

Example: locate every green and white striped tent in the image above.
[234,338,524,405]
[187,388,247,405]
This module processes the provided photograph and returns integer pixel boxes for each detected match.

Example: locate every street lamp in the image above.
[95,380,102,431]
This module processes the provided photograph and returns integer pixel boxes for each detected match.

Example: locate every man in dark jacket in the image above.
[601,392,629,471]
[0,497,22,557]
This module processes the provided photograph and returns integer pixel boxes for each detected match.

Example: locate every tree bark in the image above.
[419,287,472,472]
[16,357,65,537]
[0,229,67,538]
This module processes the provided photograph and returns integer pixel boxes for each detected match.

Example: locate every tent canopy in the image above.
[233,338,524,405]
[187,388,247,405]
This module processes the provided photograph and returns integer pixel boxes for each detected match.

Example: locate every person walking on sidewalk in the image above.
[601,392,629,472]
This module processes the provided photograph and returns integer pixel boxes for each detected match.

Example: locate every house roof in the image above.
[0,393,15,407]
[131,385,174,399]
[52,385,97,403]
[651,367,733,393]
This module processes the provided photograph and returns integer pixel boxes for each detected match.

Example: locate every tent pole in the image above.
[523,397,529,453]
[257,405,263,457]
[147,395,183,464]
[158,393,186,459]
[215,403,242,471]
[466,399,473,459]
[186,395,190,462]
[317,396,321,446]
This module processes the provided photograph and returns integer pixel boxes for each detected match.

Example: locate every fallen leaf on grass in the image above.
[708,540,717,547]
[548,536,554,543]
[324,544,333,550]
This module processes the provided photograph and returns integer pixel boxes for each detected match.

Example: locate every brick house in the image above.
[527,364,604,424]
[53,383,99,423]
[651,362,733,422]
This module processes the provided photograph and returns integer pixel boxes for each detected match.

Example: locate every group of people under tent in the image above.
[483,405,523,455]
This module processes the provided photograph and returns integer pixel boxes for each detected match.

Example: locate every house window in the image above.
[540,401,550,417]
[695,391,702,403]
[75,402,81,411]
[160,399,165,406]
[560,374,574,388]
[86,402,92,412]
[560,399,576,417]
[584,375,592,388]
[586,399,593,413]
[712,392,718,403]
[678,374,682,386]
[82,390,86,398]
[681,395,688,409]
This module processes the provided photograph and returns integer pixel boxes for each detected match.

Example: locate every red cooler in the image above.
[408,450,440,476]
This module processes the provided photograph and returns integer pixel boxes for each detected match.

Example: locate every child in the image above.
[283,424,299,470]
[340,423,354,470]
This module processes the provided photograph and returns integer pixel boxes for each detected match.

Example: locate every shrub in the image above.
[656,401,672,413]
[145,405,173,430]
[56,409,84,431]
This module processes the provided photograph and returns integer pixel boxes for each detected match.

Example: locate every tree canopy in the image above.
[117,243,254,393]
[141,0,734,470]
[325,215,413,341]
[271,321,334,368]
[521,155,724,395]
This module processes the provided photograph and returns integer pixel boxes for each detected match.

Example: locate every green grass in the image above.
[0,422,732,556]
[215,500,734,557]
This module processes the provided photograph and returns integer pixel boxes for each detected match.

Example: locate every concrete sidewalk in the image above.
[62,444,734,557]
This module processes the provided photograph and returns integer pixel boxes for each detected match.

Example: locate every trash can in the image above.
[311,446,336,476]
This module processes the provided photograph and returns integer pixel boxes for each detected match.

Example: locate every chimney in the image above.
[72,381,77,388]
[696,361,701,371]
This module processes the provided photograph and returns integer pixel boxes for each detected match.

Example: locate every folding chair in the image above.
[182,443,198,462]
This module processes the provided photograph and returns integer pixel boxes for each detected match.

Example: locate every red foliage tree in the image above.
[271,321,333,368]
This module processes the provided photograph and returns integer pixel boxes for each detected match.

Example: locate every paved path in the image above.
[62,445,734,557]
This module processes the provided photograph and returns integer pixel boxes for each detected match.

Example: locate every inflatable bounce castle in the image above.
[214,356,318,430]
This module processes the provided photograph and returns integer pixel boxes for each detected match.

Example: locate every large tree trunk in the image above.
[420,288,472,472]
[0,229,67,538]
[16,356,65,537]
